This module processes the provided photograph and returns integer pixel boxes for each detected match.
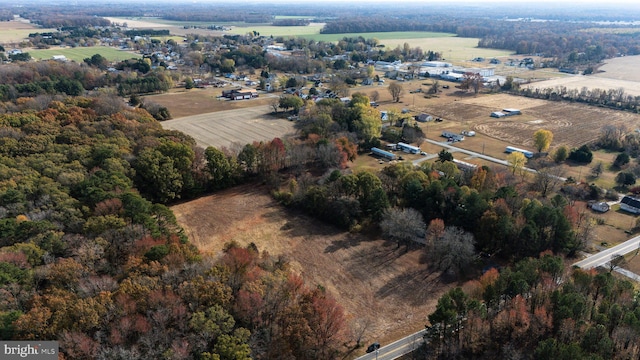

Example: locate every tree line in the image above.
[424,255,640,359]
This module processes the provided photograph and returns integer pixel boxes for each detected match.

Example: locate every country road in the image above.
[415,139,564,180]
[356,330,426,360]
[573,234,640,270]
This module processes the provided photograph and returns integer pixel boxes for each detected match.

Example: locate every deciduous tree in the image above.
[380,207,426,250]
[388,82,403,102]
[533,129,554,153]
[507,152,526,175]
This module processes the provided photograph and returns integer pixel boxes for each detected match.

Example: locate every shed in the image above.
[415,113,433,122]
[590,202,610,213]
[620,196,640,214]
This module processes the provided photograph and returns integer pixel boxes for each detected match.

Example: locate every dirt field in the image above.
[417,93,640,149]
[161,104,296,149]
[144,88,276,118]
[593,56,640,82]
[172,185,450,350]
[521,55,640,97]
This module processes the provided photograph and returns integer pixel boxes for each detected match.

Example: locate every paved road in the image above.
[573,234,640,270]
[356,330,426,360]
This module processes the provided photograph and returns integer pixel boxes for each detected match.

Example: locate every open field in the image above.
[0,20,56,43]
[161,104,296,149]
[227,24,325,37]
[522,55,640,97]
[28,46,141,62]
[171,184,451,350]
[382,37,512,62]
[522,76,640,98]
[354,81,640,152]
[423,93,640,150]
[144,87,276,118]
[593,55,640,82]
[298,31,455,42]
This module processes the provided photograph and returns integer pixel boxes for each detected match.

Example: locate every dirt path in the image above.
[172,185,450,347]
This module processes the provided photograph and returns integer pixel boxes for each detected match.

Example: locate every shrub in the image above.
[568,145,593,164]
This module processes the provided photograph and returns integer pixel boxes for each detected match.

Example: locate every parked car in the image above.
[366,343,381,353]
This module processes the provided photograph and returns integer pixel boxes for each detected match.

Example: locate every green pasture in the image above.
[0,28,57,43]
[151,35,186,43]
[29,46,141,63]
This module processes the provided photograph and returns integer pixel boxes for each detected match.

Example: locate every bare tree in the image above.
[388,82,403,102]
[598,124,627,149]
[532,165,566,197]
[591,161,604,178]
[431,227,476,277]
[380,207,426,251]
[428,80,440,94]
[370,90,380,102]
[269,97,280,114]
[608,254,627,273]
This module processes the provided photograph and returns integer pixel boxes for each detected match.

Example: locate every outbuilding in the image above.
[620,196,640,214]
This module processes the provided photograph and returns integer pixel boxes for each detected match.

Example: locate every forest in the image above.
[0,95,351,359]
[423,256,640,359]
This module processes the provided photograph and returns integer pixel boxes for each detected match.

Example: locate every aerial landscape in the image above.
[3,0,640,359]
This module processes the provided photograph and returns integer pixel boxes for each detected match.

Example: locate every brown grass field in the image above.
[172,185,451,354]
[522,55,640,97]
[0,20,57,43]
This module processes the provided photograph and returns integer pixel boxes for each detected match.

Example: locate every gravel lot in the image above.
[161,105,296,149]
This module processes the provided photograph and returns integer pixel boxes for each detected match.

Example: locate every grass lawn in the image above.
[29,46,141,62]
[151,35,186,43]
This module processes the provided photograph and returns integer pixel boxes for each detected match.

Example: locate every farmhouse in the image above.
[620,196,640,214]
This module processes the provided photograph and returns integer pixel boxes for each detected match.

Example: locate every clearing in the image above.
[161,104,296,149]
[172,185,450,350]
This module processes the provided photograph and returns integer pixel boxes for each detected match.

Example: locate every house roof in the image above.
[621,196,640,209]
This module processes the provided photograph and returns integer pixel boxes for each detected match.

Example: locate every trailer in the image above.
[371,147,397,160]
[397,142,421,154]
[505,146,533,159]
[442,131,464,142]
